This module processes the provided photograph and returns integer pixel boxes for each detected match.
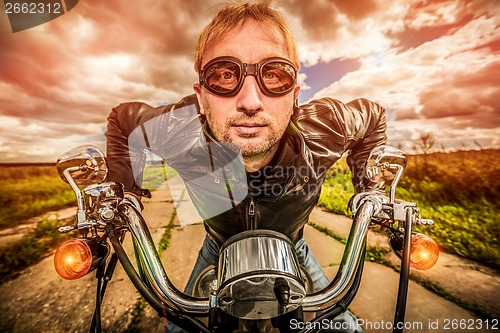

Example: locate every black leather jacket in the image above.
[106,94,386,246]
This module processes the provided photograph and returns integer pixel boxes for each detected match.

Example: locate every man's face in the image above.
[194,20,300,166]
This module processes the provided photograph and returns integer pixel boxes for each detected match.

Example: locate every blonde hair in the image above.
[194,1,299,72]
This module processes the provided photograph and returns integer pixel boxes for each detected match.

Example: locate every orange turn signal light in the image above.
[54,238,109,280]
[409,233,439,270]
[390,232,439,271]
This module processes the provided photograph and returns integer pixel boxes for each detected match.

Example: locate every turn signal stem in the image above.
[54,238,109,280]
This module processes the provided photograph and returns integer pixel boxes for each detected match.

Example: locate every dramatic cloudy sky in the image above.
[0,0,498,163]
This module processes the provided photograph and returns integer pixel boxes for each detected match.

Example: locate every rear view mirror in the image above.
[365,146,406,184]
[56,146,108,186]
[365,145,407,203]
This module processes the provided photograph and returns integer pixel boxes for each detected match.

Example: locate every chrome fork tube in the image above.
[119,203,209,314]
[302,200,375,311]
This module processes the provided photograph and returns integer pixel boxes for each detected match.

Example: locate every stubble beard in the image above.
[201,96,289,161]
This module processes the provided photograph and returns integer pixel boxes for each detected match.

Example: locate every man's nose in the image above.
[236,75,264,115]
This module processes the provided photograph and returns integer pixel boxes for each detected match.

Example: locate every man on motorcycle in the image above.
[106,2,386,332]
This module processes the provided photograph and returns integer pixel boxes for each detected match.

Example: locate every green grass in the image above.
[123,297,148,333]
[318,150,500,270]
[0,165,76,230]
[141,163,178,191]
[308,221,347,244]
[0,217,72,281]
[0,163,177,231]
[397,151,499,268]
[318,159,355,218]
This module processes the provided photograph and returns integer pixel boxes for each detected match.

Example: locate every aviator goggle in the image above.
[199,56,297,97]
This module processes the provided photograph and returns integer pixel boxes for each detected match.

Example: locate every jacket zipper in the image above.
[248,198,256,230]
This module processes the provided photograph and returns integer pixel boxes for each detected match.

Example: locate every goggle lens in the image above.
[201,57,297,97]
[206,61,241,94]
[261,62,296,94]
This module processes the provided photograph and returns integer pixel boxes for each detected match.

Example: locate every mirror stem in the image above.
[63,166,86,226]
[389,165,404,203]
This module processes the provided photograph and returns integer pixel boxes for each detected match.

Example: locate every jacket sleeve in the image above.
[294,97,387,194]
[343,98,387,193]
[105,95,201,195]
[106,101,156,194]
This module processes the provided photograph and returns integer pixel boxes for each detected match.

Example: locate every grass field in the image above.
[0,163,174,231]
[319,149,500,270]
[0,165,75,230]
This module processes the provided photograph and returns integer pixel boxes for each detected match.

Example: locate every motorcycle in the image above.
[52,145,439,333]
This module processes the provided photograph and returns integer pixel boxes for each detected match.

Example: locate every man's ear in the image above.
[293,85,301,105]
[193,83,205,115]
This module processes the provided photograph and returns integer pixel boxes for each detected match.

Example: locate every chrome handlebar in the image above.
[119,192,384,314]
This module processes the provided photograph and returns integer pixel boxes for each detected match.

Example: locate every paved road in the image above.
[0,185,498,332]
